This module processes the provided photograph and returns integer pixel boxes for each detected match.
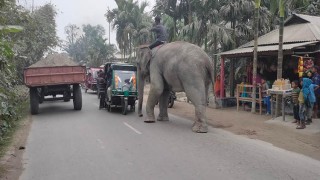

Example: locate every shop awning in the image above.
[220,41,318,58]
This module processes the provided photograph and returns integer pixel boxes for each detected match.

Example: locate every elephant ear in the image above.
[138,47,151,76]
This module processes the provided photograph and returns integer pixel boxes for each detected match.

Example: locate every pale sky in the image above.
[18,0,155,48]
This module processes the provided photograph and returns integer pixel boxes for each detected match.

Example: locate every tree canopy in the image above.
[107,0,319,55]
[63,24,116,67]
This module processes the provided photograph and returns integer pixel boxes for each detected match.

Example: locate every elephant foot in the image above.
[157,116,169,121]
[192,122,208,133]
[144,117,156,123]
[138,113,143,117]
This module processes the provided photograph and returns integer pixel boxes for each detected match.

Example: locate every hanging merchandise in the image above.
[298,57,304,77]
[304,56,314,70]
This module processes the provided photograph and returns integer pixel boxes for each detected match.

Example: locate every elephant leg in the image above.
[184,85,208,133]
[145,75,164,123]
[157,90,170,121]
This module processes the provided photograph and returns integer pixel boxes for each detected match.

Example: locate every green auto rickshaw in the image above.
[103,63,138,115]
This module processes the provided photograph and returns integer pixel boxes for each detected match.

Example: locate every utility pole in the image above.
[107,6,111,45]
[32,0,34,12]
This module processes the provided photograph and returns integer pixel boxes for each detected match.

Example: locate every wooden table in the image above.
[268,89,292,121]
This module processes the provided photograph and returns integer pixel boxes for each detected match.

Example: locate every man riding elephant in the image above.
[149,16,167,50]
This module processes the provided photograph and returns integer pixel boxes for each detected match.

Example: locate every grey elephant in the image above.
[136,41,214,133]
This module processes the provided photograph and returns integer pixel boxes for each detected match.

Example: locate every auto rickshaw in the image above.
[103,63,138,115]
[84,67,103,93]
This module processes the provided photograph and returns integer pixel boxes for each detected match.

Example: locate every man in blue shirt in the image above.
[311,65,320,119]
[149,16,167,49]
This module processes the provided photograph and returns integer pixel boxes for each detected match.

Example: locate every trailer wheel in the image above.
[73,84,82,110]
[30,87,39,115]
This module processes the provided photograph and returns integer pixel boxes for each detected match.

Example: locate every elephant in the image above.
[136,41,214,133]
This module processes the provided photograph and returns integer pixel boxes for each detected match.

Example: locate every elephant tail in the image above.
[206,61,215,84]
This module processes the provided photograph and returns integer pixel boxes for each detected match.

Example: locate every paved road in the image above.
[20,91,320,180]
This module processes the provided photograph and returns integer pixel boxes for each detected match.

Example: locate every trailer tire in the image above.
[30,87,39,115]
[73,84,82,110]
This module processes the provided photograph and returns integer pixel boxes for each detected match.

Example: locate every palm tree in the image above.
[153,0,180,41]
[251,0,261,113]
[277,0,285,79]
[106,0,151,59]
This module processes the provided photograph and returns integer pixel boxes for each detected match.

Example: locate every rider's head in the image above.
[155,16,161,24]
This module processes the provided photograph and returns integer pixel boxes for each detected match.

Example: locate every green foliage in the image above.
[106,0,153,57]
[0,1,56,141]
[64,24,116,67]
[16,3,58,66]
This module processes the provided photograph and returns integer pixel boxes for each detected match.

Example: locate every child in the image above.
[305,78,318,125]
[261,78,271,115]
[298,78,318,129]
[291,80,300,124]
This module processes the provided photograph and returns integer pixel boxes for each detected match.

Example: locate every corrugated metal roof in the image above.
[220,41,318,56]
[286,14,320,26]
[240,14,320,48]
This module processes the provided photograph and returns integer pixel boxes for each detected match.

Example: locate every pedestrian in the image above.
[301,78,317,126]
[311,65,320,118]
[261,78,271,115]
[214,75,221,98]
[291,80,300,124]
[149,16,167,49]
[98,71,106,109]
[297,79,306,129]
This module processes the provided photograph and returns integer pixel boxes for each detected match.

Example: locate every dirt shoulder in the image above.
[144,85,320,161]
[167,101,320,160]
[0,115,32,180]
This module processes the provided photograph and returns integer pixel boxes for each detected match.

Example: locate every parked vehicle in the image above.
[84,67,103,93]
[156,91,176,108]
[24,66,86,114]
[102,63,138,115]
[168,91,176,108]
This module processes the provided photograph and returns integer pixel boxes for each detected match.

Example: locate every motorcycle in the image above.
[156,91,176,108]
[168,91,176,108]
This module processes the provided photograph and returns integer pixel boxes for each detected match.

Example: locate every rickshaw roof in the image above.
[88,67,103,71]
[110,63,137,71]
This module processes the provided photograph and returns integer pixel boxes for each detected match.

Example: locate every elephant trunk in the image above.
[137,70,145,117]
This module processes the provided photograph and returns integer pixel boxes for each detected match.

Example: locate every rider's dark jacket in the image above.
[151,24,167,42]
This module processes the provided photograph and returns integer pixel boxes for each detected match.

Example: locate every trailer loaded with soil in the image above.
[24,53,86,114]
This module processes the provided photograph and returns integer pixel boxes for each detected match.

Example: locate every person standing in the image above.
[149,16,167,49]
[214,75,221,98]
[311,65,320,118]
[98,72,106,109]
[301,78,317,125]
[291,80,300,124]
[297,79,306,129]
[261,78,271,115]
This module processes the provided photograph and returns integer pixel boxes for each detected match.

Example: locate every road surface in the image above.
[20,91,320,180]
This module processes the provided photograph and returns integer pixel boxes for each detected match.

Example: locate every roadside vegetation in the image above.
[0,0,117,157]
[106,0,320,88]
[0,0,58,157]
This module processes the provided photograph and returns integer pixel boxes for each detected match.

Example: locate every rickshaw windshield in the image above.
[113,70,136,90]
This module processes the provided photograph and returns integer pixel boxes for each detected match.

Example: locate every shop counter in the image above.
[267,88,292,121]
